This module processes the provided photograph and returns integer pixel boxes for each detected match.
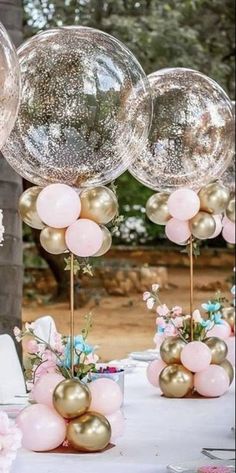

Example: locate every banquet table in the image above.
[12,365,235,473]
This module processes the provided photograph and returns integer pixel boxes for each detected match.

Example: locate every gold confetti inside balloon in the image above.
[53,379,91,419]
[159,364,194,398]
[19,187,44,230]
[199,182,230,214]
[146,192,171,225]
[220,359,234,385]
[160,337,186,364]
[40,227,68,255]
[67,412,111,452]
[0,21,20,150]
[190,211,216,240]
[94,226,112,257]
[2,27,152,187]
[130,68,234,192]
[204,337,228,364]
[80,187,118,224]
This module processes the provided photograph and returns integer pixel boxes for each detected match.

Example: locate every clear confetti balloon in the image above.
[0,21,20,150]
[130,68,235,192]
[220,159,235,193]
[2,27,152,187]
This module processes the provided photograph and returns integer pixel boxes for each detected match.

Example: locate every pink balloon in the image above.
[146,359,166,387]
[208,215,223,239]
[226,336,235,366]
[222,218,235,244]
[207,321,231,340]
[194,365,230,397]
[36,184,81,228]
[168,189,200,221]
[165,218,191,245]
[106,410,125,442]
[66,219,103,257]
[89,378,123,415]
[181,341,212,373]
[33,373,64,408]
[17,404,66,451]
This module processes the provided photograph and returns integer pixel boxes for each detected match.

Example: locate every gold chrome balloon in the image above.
[94,226,112,257]
[160,337,186,364]
[40,227,67,255]
[220,359,234,385]
[19,187,44,229]
[159,364,194,398]
[222,307,235,330]
[67,412,111,452]
[53,379,91,419]
[226,198,235,223]
[146,192,171,225]
[190,211,216,240]
[204,337,228,364]
[199,182,230,214]
[80,187,118,225]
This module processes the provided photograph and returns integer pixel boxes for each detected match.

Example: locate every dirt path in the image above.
[22,267,232,361]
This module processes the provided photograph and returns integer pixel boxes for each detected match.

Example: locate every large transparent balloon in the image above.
[0,21,20,150]
[2,27,152,187]
[130,68,234,192]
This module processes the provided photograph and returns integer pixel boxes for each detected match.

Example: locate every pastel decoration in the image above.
[194,365,230,397]
[65,219,103,257]
[36,183,81,228]
[208,215,223,239]
[33,373,64,408]
[106,410,125,442]
[165,218,191,245]
[146,359,166,387]
[168,189,200,220]
[207,321,231,340]
[89,378,123,416]
[180,341,212,373]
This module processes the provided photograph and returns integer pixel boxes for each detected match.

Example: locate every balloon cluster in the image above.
[146,182,235,245]
[19,183,118,257]
[147,337,234,399]
[17,374,124,452]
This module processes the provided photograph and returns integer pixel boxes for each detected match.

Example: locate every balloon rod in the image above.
[70,253,75,376]
[189,236,194,342]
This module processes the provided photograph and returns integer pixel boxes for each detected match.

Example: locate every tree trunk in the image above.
[0,0,23,352]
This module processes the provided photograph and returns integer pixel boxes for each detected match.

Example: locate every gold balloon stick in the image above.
[189,236,194,341]
[70,253,75,376]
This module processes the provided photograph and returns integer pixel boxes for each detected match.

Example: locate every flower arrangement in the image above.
[0,210,4,246]
[0,411,22,473]
[14,313,99,388]
[143,284,227,343]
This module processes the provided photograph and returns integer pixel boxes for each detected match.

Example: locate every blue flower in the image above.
[201,301,221,313]
[200,319,213,330]
[214,312,223,325]
[63,336,93,368]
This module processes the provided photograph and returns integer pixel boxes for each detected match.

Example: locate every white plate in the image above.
[129,350,159,362]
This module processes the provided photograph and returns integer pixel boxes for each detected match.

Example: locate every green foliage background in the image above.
[23,0,235,245]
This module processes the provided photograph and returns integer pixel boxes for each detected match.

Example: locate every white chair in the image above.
[33,315,57,345]
[0,334,26,403]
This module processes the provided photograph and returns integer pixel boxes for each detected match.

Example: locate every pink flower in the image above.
[53,332,64,354]
[143,291,151,301]
[152,284,160,292]
[147,298,155,310]
[84,353,99,365]
[174,317,183,328]
[24,339,39,354]
[13,327,21,342]
[172,306,183,317]
[164,324,177,337]
[156,304,169,317]
[192,309,203,323]
[156,317,166,329]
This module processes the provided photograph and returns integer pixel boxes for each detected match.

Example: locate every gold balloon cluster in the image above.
[53,379,111,452]
[19,185,118,256]
[158,336,234,398]
[146,181,232,241]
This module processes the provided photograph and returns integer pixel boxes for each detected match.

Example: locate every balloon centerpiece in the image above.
[1,25,152,454]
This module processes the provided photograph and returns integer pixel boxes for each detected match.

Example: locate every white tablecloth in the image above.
[12,366,235,473]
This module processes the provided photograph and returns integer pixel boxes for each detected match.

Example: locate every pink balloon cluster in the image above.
[147,186,235,245]
[147,339,233,398]
[36,183,104,257]
[17,374,124,451]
